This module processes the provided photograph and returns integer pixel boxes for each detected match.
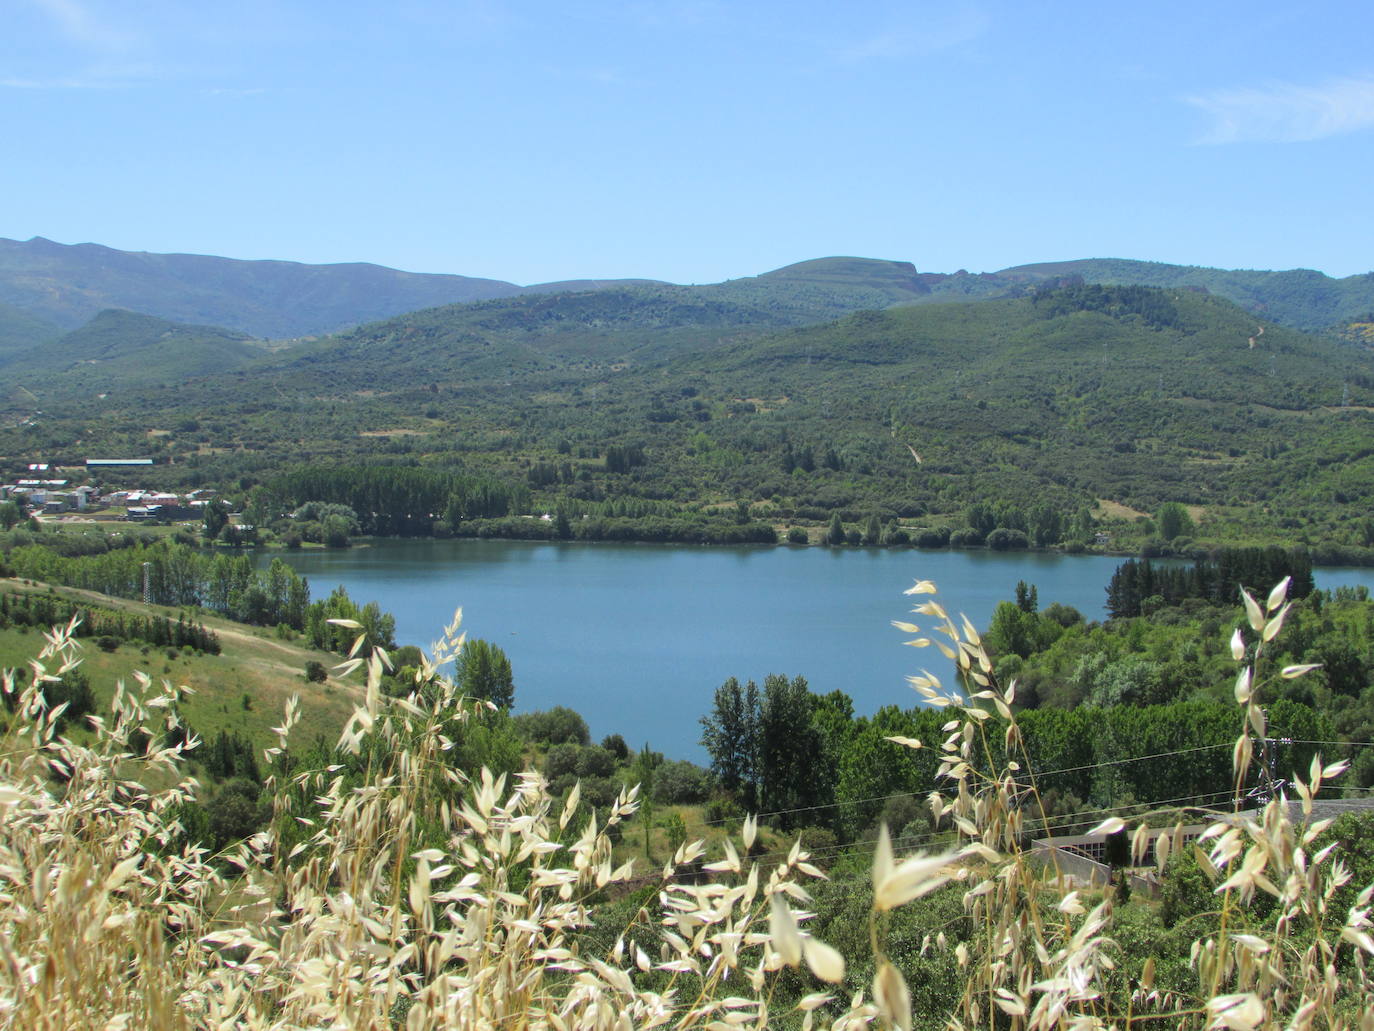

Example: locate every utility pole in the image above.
[1249,733,1292,807]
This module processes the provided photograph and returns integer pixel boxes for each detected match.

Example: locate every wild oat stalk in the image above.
[0,611,854,1030]
[887,577,1374,1031]
[2,583,1371,1029]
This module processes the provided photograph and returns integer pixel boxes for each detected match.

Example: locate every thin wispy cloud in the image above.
[835,8,988,64]
[0,60,177,90]
[622,0,725,30]
[1188,74,1374,144]
[584,67,625,85]
[12,0,159,88]
[0,75,107,89]
[207,86,268,98]
[28,0,137,52]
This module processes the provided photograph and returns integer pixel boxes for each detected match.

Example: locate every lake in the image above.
[257,541,1374,761]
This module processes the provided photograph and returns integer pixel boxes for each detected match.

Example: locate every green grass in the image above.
[0,578,358,753]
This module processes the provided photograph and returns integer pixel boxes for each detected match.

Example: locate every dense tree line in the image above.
[961,501,1086,548]
[6,543,311,629]
[698,673,1336,843]
[4,541,394,654]
[266,465,530,536]
[1032,282,1182,329]
[0,590,220,653]
[1105,547,1315,618]
[604,444,646,474]
[459,514,779,545]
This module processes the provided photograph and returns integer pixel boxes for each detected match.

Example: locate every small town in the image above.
[1,459,217,522]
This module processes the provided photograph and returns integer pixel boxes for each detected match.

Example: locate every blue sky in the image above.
[3,0,1371,284]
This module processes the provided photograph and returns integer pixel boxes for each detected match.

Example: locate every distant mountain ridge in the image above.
[0,237,660,340]
[994,258,1374,332]
[1,237,1372,352]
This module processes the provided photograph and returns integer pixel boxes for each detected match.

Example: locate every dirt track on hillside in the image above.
[0,577,357,691]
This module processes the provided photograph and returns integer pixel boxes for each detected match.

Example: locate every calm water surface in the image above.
[258,541,1374,760]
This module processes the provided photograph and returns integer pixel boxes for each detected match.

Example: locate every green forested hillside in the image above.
[997,258,1374,332]
[0,300,60,355]
[1,309,267,401]
[8,283,1374,553]
[286,257,965,385]
[655,286,1374,520]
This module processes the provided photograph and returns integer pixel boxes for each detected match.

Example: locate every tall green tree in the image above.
[699,677,760,807]
[456,638,515,710]
[826,513,845,546]
[863,514,882,546]
[202,500,229,540]
[1156,502,1194,542]
[633,743,658,858]
[965,502,996,537]
[757,674,819,826]
[1028,503,1063,547]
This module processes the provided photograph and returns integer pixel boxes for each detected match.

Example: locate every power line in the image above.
[697,736,1374,831]
[1288,738,1374,750]
[698,741,1271,829]
[1017,742,1232,780]
[727,789,1243,868]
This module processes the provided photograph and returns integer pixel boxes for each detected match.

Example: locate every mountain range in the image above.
[2,237,1372,353]
[4,236,1374,551]
[0,236,663,340]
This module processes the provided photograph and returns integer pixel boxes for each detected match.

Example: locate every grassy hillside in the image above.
[0,576,357,749]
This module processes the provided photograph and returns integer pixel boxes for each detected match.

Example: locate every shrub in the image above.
[703,794,744,825]
[915,526,950,548]
[575,745,617,780]
[652,759,715,805]
[949,527,984,547]
[513,705,590,746]
[544,742,581,781]
[986,527,1029,550]
[600,733,630,761]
